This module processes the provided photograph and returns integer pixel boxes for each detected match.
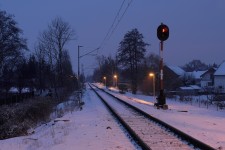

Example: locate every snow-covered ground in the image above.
[0,83,225,150]
[0,85,138,150]
[101,84,225,150]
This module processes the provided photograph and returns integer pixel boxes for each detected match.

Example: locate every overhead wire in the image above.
[99,0,126,48]
[106,0,133,43]
[98,0,133,51]
[81,0,133,75]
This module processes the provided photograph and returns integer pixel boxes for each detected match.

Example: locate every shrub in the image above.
[0,97,54,139]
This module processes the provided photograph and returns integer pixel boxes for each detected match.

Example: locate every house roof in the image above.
[200,67,217,77]
[214,61,225,76]
[186,71,206,79]
[193,71,206,79]
[167,66,185,76]
[180,85,201,90]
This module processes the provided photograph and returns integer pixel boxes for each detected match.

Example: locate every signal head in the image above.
[157,23,169,41]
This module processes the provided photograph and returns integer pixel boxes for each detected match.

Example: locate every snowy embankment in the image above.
[0,86,137,150]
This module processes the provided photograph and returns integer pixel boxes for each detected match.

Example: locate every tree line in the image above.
[0,10,77,102]
[92,28,217,95]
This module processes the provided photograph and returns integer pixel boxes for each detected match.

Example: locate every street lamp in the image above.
[149,73,155,101]
[103,76,107,87]
[114,75,117,88]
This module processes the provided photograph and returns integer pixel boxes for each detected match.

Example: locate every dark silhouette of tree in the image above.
[0,10,27,82]
[34,43,49,92]
[182,59,208,72]
[35,17,75,98]
[139,53,160,94]
[0,10,27,95]
[117,28,148,94]
[92,55,118,86]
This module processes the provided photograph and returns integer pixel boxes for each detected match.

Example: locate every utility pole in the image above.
[77,45,83,108]
[78,45,83,81]
[77,46,99,88]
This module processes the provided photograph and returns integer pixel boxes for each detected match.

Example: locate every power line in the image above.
[98,0,133,50]
[107,0,133,42]
[79,47,99,58]
[99,0,126,48]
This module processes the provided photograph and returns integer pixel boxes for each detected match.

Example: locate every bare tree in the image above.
[182,59,208,72]
[36,17,75,97]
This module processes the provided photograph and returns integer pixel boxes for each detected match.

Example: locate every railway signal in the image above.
[157,24,169,41]
[156,23,169,109]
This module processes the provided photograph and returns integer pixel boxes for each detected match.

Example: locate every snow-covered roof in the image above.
[180,86,193,90]
[193,71,206,79]
[186,71,206,79]
[200,67,217,77]
[214,61,225,76]
[180,85,201,90]
[9,87,19,93]
[167,66,185,76]
[8,87,32,93]
[189,85,201,90]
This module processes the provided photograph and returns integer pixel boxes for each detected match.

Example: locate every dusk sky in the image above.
[1,0,225,75]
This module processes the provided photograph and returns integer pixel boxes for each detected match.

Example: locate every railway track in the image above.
[89,83,215,150]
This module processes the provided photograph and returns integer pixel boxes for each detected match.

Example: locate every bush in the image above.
[0,97,54,139]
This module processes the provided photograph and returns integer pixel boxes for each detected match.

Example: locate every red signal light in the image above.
[162,28,167,33]
[157,23,169,41]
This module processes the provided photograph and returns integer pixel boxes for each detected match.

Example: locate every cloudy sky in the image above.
[1,0,225,75]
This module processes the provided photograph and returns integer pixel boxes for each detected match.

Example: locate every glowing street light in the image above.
[149,73,155,101]
[103,76,107,87]
[114,75,118,88]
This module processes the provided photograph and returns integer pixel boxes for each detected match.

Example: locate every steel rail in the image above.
[91,83,215,150]
[89,83,151,150]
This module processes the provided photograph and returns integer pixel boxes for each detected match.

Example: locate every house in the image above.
[214,61,225,93]
[200,67,217,88]
[185,70,206,86]
[164,65,185,90]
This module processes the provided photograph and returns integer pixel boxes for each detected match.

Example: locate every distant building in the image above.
[214,61,225,93]
[164,65,185,91]
[186,70,206,86]
[200,67,217,87]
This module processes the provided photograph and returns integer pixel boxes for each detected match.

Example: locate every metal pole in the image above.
[160,41,163,90]
[78,46,80,80]
[153,75,155,101]
[78,45,83,85]
[157,41,166,106]
[116,77,117,88]
[78,45,83,104]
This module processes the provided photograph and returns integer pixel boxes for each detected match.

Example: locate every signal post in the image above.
[156,23,169,109]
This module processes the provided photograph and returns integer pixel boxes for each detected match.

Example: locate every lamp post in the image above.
[149,73,155,101]
[103,76,107,87]
[114,75,117,88]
